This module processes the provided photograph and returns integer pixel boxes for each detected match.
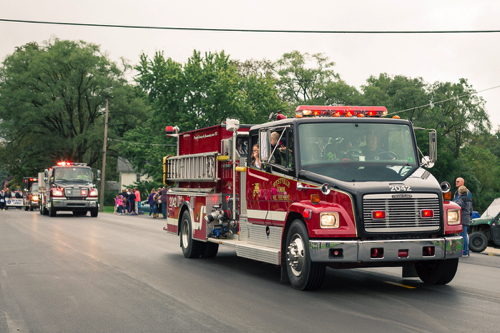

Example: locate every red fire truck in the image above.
[22,176,39,211]
[38,162,101,217]
[163,106,463,290]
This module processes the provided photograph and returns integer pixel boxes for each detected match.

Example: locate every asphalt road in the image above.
[1,209,500,333]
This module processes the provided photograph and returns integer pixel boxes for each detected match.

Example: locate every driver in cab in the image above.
[361,132,383,160]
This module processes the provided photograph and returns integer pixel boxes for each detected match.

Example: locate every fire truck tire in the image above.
[285,220,326,290]
[180,211,202,258]
[414,258,459,285]
[200,242,219,259]
[90,209,98,217]
[49,205,57,217]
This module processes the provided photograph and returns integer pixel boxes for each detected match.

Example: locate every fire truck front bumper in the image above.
[52,198,98,210]
[309,236,463,263]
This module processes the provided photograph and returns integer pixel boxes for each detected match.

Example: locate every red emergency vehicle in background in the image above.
[38,161,101,217]
[163,106,463,290]
[22,176,39,211]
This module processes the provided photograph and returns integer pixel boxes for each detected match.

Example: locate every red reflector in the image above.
[398,249,409,258]
[226,196,230,202]
[371,248,384,258]
[372,211,386,219]
[303,209,312,219]
[421,209,434,218]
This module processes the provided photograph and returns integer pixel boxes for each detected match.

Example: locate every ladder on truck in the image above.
[165,151,219,182]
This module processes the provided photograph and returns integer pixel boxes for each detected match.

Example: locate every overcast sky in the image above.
[2,0,500,130]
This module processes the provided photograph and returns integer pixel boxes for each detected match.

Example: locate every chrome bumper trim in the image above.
[309,236,463,262]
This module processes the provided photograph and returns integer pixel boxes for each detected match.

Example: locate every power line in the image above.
[2,18,500,34]
[388,84,500,116]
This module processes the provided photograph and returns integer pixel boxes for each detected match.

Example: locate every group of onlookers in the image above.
[115,188,141,215]
[113,186,168,218]
[147,186,167,218]
[0,188,23,210]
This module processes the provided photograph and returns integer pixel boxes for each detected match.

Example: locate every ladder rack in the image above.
[165,151,220,182]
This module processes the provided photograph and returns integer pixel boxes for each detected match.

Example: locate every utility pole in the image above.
[99,97,109,211]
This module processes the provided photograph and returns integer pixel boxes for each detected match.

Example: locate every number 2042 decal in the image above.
[390,185,411,192]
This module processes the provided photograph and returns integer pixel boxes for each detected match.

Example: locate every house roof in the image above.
[117,157,136,173]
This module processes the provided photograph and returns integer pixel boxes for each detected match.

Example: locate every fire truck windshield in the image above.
[298,122,418,182]
[53,167,93,183]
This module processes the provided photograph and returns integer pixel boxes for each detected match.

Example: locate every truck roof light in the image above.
[295,106,388,118]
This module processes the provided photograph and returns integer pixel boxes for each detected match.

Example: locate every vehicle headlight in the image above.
[32,195,39,201]
[447,209,460,225]
[320,212,340,228]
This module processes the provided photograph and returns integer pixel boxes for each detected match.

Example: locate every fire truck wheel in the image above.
[414,258,459,285]
[285,220,326,290]
[90,209,98,217]
[180,211,202,258]
[200,242,219,259]
[49,205,57,217]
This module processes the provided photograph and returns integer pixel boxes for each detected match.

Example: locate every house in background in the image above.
[117,157,152,190]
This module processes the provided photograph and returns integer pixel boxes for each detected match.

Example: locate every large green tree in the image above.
[0,38,147,182]
[121,50,287,183]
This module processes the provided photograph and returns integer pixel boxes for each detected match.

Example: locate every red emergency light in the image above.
[57,161,72,166]
[295,106,388,118]
[372,211,386,219]
[420,210,434,218]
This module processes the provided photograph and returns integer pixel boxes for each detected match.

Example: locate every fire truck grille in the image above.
[363,193,441,233]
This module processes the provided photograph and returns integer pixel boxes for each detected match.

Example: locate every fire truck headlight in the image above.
[320,212,340,228]
[89,189,98,197]
[447,209,460,225]
[32,195,39,201]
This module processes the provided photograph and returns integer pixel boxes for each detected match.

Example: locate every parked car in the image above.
[140,200,150,214]
[469,198,500,252]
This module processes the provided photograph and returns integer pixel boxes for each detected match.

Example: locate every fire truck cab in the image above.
[22,176,39,211]
[164,106,463,290]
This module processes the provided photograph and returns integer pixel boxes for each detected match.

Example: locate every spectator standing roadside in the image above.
[453,177,472,201]
[160,186,167,219]
[134,188,141,215]
[4,189,12,210]
[120,189,129,214]
[0,190,5,210]
[116,195,124,215]
[456,186,473,257]
[147,189,156,218]
[128,190,136,215]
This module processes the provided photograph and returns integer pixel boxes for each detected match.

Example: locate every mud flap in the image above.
[402,263,418,278]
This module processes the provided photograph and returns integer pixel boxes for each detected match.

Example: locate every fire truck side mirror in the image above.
[429,130,437,163]
[96,170,101,182]
[259,131,271,163]
[44,169,49,181]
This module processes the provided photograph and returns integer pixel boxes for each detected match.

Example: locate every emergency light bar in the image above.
[295,106,388,118]
[56,161,87,166]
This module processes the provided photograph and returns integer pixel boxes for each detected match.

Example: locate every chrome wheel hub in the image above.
[287,234,305,277]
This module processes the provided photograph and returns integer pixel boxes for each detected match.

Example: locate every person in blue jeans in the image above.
[456,186,473,257]
[147,189,157,217]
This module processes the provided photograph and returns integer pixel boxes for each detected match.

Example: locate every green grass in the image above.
[103,206,115,213]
